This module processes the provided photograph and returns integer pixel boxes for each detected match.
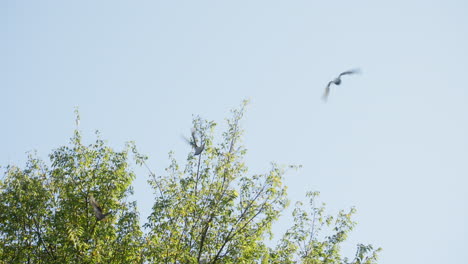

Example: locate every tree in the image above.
[0,111,144,263]
[139,101,289,263]
[269,191,381,264]
[1,101,381,263]
[137,100,381,263]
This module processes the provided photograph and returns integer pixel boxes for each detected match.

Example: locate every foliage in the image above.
[269,191,381,264]
[139,100,289,263]
[0,101,381,263]
[0,122,144,263]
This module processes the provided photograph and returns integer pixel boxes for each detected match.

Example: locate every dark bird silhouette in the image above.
[323,69,361,101]
[184,128,205,155]
[89,196,111,221]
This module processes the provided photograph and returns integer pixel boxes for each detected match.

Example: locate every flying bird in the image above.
[184,128,205,155]
[89,195,111,221]
[323,69,361,101]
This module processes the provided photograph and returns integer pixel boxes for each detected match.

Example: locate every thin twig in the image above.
[143,161,166,201]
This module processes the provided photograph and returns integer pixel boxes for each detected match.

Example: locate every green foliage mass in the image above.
[0,101,381,263]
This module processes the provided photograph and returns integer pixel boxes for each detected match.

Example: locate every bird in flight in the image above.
[89,195,111,221]
[184,128,205,155]
[323,69,361,101]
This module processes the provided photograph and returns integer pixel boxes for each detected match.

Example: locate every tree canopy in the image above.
[0,101,381,263]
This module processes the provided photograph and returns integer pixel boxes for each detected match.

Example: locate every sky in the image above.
[2,1,468,263]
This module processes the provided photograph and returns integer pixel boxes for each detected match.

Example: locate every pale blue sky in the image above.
[2,1,468,263]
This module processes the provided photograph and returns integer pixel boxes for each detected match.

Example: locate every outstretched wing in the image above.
[182,134,196,148]
[90,196,103,216]
[322,81,332,101]
[338,68,361,77]
[90,196,111,220]
[191,128,198,147]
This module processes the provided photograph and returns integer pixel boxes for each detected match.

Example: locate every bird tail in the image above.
[322,85,330,102]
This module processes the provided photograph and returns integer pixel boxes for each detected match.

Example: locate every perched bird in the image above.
[184,128,205,155]
[323,69,361,101]
[89,195,111,221]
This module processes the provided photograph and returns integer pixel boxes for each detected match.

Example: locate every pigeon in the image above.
[89,195,111,221]
[184,128,205,155]
[323,69,361,101]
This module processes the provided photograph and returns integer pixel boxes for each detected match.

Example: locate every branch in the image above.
[143,161,166,201]
[32,216,56,260]
[212,180,277,263]
[212,196,272,263]
[197,215,214,263]
[194,154,202,195]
